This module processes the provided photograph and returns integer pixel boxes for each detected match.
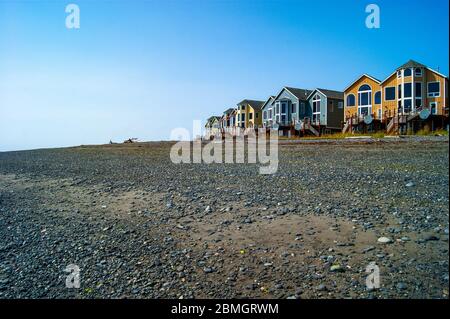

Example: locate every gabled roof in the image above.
[237,99,265,110]
[223,108,235,115]
[343,74,381,92]
[396,59,426,70]
[261,95,276,110]
[206,116,221,124]
[273,87,312,102]
[284,87,312,100]
[380,59,449,84]
[307,88,344,100]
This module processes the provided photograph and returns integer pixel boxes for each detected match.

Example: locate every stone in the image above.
[377,237,392,244]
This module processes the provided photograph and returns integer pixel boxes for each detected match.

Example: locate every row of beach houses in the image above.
[204,60,449,138]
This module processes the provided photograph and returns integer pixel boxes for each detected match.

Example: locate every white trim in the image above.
[343,74,381,92]
[426,67,448,79]
[427,81,441,98]
[357,84,372,116]
[345,93,356,107]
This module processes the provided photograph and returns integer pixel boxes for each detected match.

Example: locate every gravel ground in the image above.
[0,137,448,299]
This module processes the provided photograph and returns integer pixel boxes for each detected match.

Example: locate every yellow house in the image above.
[344,60,448,133]
[235,99,264,129]
[344,74,382,121]
[380,60,449,118]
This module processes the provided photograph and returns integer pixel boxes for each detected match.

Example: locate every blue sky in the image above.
[0,0,448,151]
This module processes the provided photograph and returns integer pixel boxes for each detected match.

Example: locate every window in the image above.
[404,68,412,77]
[312,94,321,124]
[415,82,422,98]
[268,109,272,119]
[237,114,240,121]
[291,103,296,114]
[385,87,395,100]
[263,111,267,120]
[241,113,245,121]
[329,100,334,113]
[397,70,402,78]
[430,102,437,114]
[415,99,422,108]
[404,83,412,98]
[338,101,343,109]
[415,68,422,77]
[398,85,402,99]
[276,103,280,114]
[346,94,355,106]
[374,91,381,104]
[241,105,245,110]
[404,99,412,113]
[428,82,440,97]
[378,108,382,119]
[300,102,305,114]
[255,113,258,119]
[249,113,253,120]
[281,102,287,114]
[358,84,372,116]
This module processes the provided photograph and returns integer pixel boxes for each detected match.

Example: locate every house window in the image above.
[263,111,267,120]
[346,94,355,106]
[430,102,437,114]
[415,82,422,98]
[280,101,288,124]
[249,113,253,120]
[403,99,412,113]
[338,101,343,109]
[281,102,287,114]
[275,103,280,114]
[256,113,259,119]
[237,114,240,121]
[291,103,296,114]
[384,87,395,100]
[268,109,272,119]
[241,113,245,121]
[358,84,372,116]
[404,83,412,98]
[415,68,422,77]
[312,94,321,124]
[300,102,305,114]
[241,105,245,110]
[374,91,381,104]
[428,82,440,97]
[397,70,402,78]
[398,85,402,99]
[329,100,334,113]
[404,68,412,77]
[378,108,382,119]
[415,82,422,109]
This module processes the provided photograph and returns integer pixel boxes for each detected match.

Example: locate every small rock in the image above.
[377,237,392,244]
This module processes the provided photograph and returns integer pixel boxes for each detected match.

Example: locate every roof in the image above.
[309,88,344,100]
[380,59,449,84]
[284,87,312,100]
[237,99,265,110]
[223,108,235,115]
[206,116,221,124]
[261,96,276,110]
[343,74,381,92]
[396,59,426,70]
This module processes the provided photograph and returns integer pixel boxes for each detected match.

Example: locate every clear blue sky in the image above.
[0,0,448,151]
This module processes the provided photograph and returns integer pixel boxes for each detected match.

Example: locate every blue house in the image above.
[306,88,344,132]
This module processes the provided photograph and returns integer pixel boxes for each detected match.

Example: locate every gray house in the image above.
[261,96,275,128]
[269,87,313,134]
[306,88,344,131]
